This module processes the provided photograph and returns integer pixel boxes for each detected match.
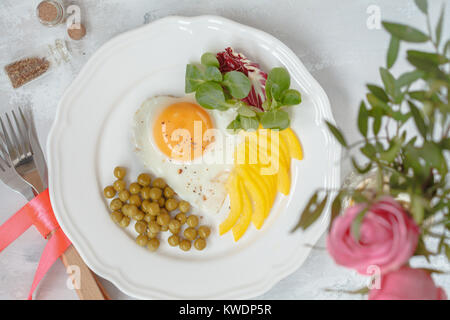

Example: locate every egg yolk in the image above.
[153,102,214,161]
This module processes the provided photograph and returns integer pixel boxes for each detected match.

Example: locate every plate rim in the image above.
[47,15,341,299]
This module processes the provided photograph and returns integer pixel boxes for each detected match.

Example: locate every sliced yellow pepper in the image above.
[280,128,303,160]
[259,130,289,170]
[258,164,277,218]
[277,164,291,195]
[219,174,243,235]
[278,132,291,170]
[220,127,303,241]
[236,167,265,229]
[232,180,252,241]
[246,165,273,219]
[246,165,270,196]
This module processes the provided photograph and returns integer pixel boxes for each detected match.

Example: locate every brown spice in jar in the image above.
[4,57,50,88]
[37,1,58,22]
[67,23,86,40]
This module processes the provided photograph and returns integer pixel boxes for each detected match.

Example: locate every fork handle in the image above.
[60,245,110,300]
[24,169,43,196]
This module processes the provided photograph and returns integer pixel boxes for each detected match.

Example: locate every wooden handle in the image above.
[60,245,110,300]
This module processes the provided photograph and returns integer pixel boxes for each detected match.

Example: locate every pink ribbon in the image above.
[0,189,71,299]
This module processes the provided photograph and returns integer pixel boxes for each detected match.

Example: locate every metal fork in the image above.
[0,108,42,194]
[0,136,35,200]
[0,108,110,300]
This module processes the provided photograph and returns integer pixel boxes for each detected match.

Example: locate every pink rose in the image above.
[369,266,447,300]
[327,196,419,274]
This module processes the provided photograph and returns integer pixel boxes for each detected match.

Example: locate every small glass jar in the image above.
[36,0,65,26]
[341,168,410,210]
[4,39,71,89]
[340,168,439,230]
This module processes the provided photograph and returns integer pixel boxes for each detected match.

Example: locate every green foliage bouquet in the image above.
[294,0,449,299]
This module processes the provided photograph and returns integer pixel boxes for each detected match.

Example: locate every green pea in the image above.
[118,190,130,202]
[168,219,181,234]
[135,221,147,234]
[178,200,190,213]
[144,213,155,223]
[184,227,197,241]
[165,198,178,212]
[136,234,148,246]
[104,186,116,198]
[148,221,161,234]
[149,187,162,200]
[129,194,142,207]
[194,238,207,250]
[110,198,123,211]
[176,212,187,225]
[129,182,141,194]
[152,178,166,189]
[110,211,123,223]
[198,226,211,239]
[163,186,175,198]
[119,216,130,228]
[114,166,126,179]
[157,212,171,226]
[168,235,180,247]
[147,238,160,252]
[133,210,145,221]
[140,187,151,200]
[186,215,199,228]
[179,239,191,251]
[148,202,160,216]
[113,179,126,192]
[137,173,151,187]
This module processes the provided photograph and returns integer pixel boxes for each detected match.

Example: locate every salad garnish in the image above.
[185,47,302,131]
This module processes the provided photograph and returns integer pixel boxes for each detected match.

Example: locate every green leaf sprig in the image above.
[185,53,302,132]
[259,67,302,130]
[185,53,250,110]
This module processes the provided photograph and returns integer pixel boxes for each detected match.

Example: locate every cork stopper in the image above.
[67,23,87,40]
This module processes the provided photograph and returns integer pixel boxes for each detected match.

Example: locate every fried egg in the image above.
[133,95,237,214]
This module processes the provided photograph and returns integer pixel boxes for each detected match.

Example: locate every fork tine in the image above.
[19,107,29,131]
[0,135,10,170]
[12,109,31,155]
[0,133,8,159]
[0,151,7,171]
[6,112,24,158]
[0,116,17,161]
[19,107,34,153]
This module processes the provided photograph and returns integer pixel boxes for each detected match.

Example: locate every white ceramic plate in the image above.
[47,15,340,299]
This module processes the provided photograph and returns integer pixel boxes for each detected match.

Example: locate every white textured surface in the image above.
[0,0,448,300]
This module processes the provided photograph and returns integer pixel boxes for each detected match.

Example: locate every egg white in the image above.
[132,95,237,215]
